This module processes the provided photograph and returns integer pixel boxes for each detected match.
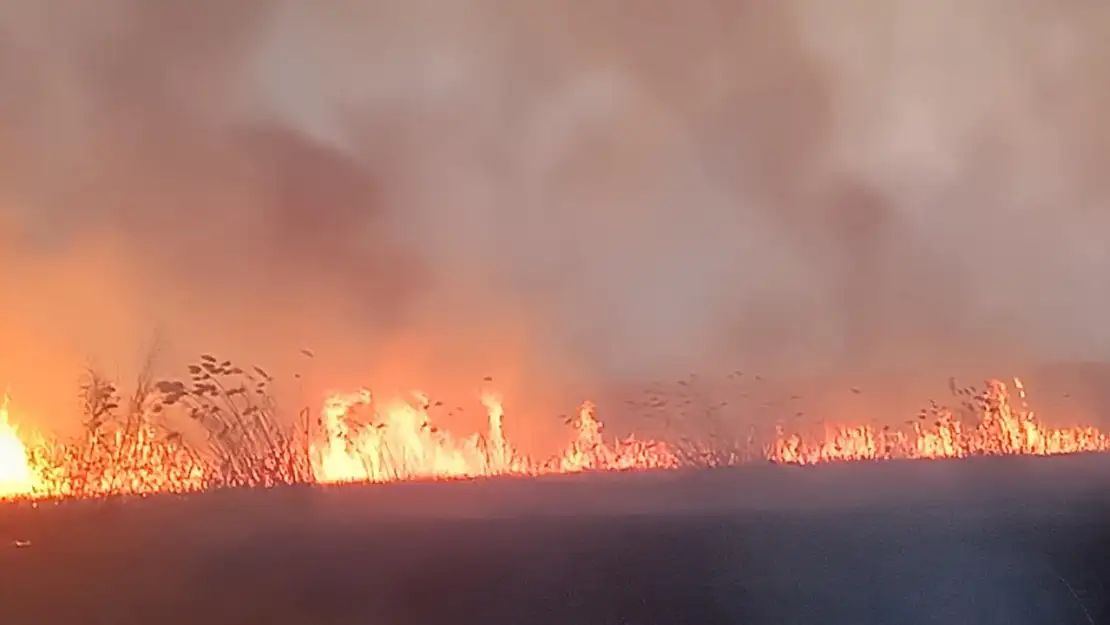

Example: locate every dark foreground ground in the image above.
[2,455,1110,625]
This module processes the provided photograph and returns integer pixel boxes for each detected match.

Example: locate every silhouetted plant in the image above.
[27,353,210,499]
[155,354,313,487]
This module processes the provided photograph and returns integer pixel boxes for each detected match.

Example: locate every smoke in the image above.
[1,0,1109,430]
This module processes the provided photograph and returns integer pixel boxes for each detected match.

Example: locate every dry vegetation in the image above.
[769,378,1110,464]
[15,354,315,498]
[154,355,314,487]
[3,353,1110,502]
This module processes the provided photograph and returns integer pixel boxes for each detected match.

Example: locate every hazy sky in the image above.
[1,0,1109,431]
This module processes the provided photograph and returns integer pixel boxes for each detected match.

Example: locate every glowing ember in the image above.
[0,392,37,498]
[1,375,1109,501]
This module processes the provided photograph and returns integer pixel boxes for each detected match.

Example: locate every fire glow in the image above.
[0,393,38,499]
[0,375,1108,501]
[312,390,677,484]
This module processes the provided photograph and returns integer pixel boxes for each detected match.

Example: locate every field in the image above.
[5,356,1110,501]
[2,454,1109,625]
[2,362,1110,623]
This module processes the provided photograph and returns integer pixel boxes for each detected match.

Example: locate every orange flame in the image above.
[310,391,677,484]
[0,392,38,498]
[767,378,1110,464]
[1,376,1109,501]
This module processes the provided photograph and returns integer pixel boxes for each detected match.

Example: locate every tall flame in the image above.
[0,392,37,498]
[311,389,533,483]
[767,378,1110,464]
[309,390,673,483]
[0,376,1108,501]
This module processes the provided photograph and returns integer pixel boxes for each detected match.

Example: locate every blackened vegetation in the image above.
[1,457,1109,625]
[9,359,1110,624]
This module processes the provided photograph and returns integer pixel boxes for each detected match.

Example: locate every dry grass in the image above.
[19,353,315,499]
[10,355,1110,501]
[154,354,314,487]
[767,377,1110,464]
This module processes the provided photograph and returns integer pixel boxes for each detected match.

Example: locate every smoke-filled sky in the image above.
[1,0,1109,431]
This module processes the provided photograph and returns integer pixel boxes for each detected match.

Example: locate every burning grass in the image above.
[1,355,1109,501]
[768,378,1110,464]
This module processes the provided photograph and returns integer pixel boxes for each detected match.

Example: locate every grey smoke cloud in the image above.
[1,0,1109,427]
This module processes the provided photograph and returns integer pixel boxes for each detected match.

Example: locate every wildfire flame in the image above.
[0,376,1108,501]
[311,391,676,483]
[0,391,37,498]
[767,378,1110,464]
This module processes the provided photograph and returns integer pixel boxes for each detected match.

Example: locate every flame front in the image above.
[312,389,517,483]
[311,392,677,483]
[0,392,37,498]
[767,378,1110,464]
[1,376,1109,501]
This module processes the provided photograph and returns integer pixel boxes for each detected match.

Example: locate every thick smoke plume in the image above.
[1,0,1109,431]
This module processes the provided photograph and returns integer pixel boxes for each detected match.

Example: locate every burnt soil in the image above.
[2,454,1109,625]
